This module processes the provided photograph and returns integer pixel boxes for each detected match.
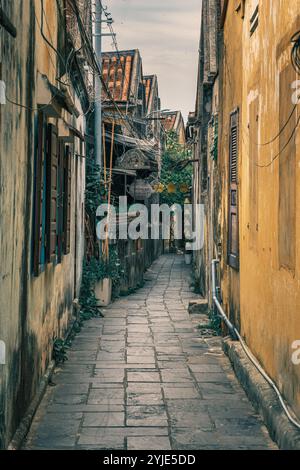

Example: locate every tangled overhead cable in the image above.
[291,29,300,74]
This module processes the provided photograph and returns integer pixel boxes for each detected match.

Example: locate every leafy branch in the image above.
[160,131,193,206]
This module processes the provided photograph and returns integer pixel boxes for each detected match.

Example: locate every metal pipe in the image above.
[94,0,102,169]
[211,259,237,338]
[211,258,300,429]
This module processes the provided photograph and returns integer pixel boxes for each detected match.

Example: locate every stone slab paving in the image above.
[23,255,277,450]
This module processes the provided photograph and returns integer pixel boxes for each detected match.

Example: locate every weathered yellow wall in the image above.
[238,0,300,417]
[219,0,243,329]
[0,0,85,447]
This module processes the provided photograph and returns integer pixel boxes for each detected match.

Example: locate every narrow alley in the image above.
[23,255,276,451]
[2,0,300,457]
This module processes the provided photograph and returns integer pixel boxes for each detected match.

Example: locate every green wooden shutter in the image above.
[33,112,45,276]
[228,109,240,270]
[63,145,72,254]
[46,123,58,262]
[57,139,65,263]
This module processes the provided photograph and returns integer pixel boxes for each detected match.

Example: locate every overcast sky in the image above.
[102,0,202,121]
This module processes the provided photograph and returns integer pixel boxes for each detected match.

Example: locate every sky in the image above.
[102,0,202,121]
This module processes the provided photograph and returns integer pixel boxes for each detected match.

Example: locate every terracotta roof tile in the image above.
[143,75,154,109]
[162,111,178,131]
[102,50,136,103]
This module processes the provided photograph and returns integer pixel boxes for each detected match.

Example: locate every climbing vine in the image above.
[79,257,103,320]
[85,159,107,216]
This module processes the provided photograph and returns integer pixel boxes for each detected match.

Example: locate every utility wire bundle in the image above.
[291,30,300,74]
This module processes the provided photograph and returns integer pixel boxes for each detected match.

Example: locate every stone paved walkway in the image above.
[24,255,276,450]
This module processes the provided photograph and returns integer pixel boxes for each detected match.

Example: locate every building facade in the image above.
[101,49,164,293]
[0,0,91,448]
[192,0,300,420]
[162,110,186,146]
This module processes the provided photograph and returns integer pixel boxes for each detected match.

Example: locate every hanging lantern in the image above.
[167,183,176,194]
[153,182,165,193]
[180,183,189,193]
[128,179,154,200]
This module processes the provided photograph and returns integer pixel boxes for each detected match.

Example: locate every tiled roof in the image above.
[143,75,154,110]
[102,49,140,103]
[161,111,186,144]
[162,111,180,132]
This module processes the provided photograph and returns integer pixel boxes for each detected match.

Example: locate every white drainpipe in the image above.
[211,259,237,338]
[211,258,300,429]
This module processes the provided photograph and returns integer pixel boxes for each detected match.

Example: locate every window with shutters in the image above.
[33,112,47,276]
[63,145,72,254]
[228,109,240,270]
[46,124,59,262]
[33,118,73,275]
[57,139,65,263]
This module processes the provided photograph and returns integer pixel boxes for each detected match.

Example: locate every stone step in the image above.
[188,299,209,315]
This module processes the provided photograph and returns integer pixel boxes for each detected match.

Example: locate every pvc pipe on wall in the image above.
[211,259,236,338]
[211,259,300,430]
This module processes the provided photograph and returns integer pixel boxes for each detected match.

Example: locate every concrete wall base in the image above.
[8,360,55,450]
[188,299,208,315]
[7,317,80,450]
[223,338,300,450]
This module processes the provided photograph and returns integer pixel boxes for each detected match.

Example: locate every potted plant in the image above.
[94,248,124,306]
[95,275,112,307]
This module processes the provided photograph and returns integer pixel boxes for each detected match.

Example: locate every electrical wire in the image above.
[63,0,163,167]
[212,262,300,430]
[6,1,89,113]
[223,45,300,169]
[40,0,67,76]
[5,79,70,112]
[258,104,297,146]
[256,114,300,168]
[224,45,298,149]
[99,1,167,145]
[291,29,300,75]
[235,329,300,430]
[67,0,152,145]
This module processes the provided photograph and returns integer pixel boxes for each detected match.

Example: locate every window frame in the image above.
[227,108,240,271]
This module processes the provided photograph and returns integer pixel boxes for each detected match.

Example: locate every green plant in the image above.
[197,309,222,335]
[83,151,125,302]
[209,115,218,161]
[79,258,103,321]
[160,131,193,206]
[79,248,124,318]
[209,309,222,333]
[73,320,82,334]
[96,248,125,288]
[85,159,107,216]
[52,338,69,363]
